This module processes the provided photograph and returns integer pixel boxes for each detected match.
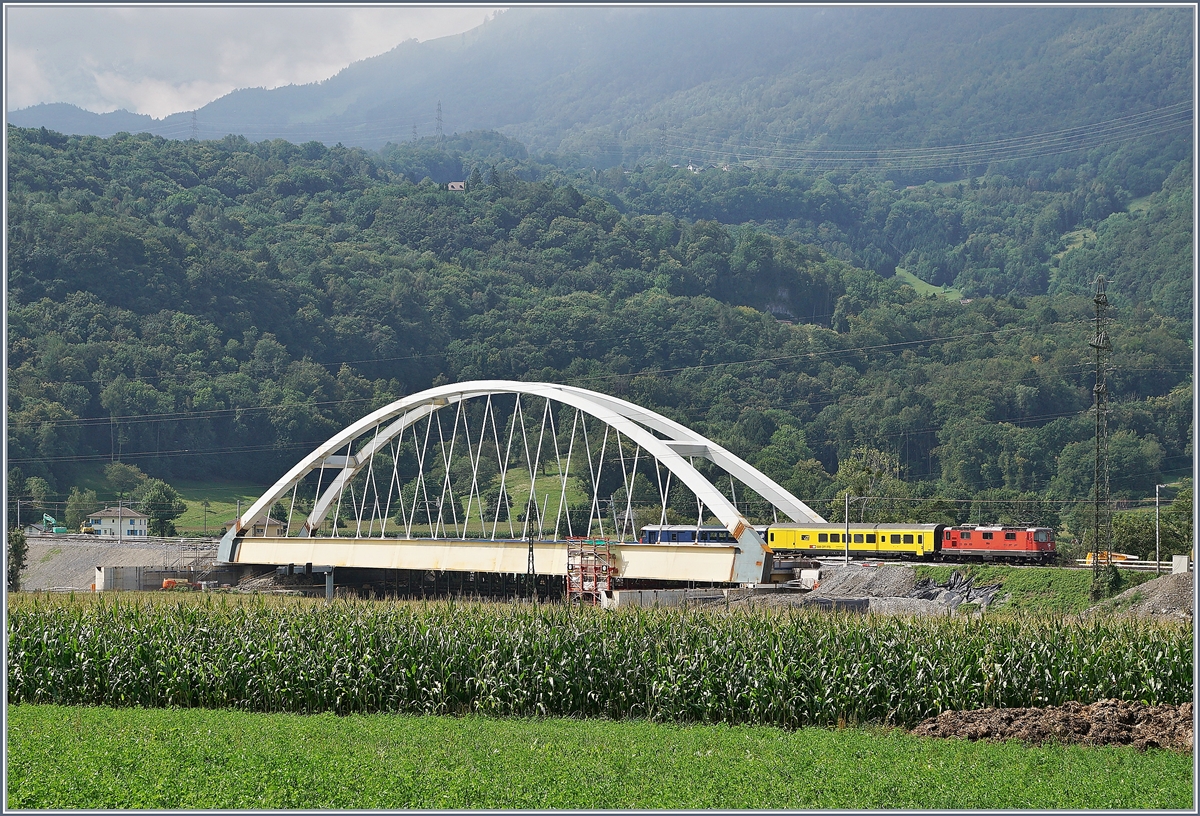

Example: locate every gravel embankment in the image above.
[18,537,218,591]
[1087,572,1193,619]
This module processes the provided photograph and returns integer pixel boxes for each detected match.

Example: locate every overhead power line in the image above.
[9,320,1100,431]
[662,102,1192,172]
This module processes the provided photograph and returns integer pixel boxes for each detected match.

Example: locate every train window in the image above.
[830,533,840,543]
[982,532,993,540]
[866,534,876,543]
[917,535,923,544]
[1004,532,1017,540]
[944,531,952,541]
[903,534,913,544]
[890,534,901,544]
[961,531,971,540]
[1035,530,1049,542]
[818,533,828,543]
[769,532,774,543]
[853,534,864,543]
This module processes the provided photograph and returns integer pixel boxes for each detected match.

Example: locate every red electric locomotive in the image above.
[940,525,1057,564]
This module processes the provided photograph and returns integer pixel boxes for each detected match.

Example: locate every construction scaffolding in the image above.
[566,539,614,605]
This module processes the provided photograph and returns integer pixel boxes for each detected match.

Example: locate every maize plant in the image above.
[6,594,1192,727]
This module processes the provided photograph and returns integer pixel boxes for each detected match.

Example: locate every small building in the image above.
[447,181,466,191]
[22,522,48,537]
[224,516,287,537]
[87,507,149,537]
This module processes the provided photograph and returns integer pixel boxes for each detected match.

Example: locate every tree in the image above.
[65,487,100,530]
[784,458,833,506]
[104,462,146,501]
[831,446,911,522]
[1051,431,1165,501]
[7,467,25,522]
[7,528,28,591]
[1111,511,1157,560]
[23,477,52,511]
[131,478,187,536]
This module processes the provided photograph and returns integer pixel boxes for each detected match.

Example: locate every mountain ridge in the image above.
[8,6,1191,173]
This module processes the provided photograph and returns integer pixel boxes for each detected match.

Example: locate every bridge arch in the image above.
[219,380,825,584]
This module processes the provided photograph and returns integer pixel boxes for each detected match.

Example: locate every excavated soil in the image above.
[911,700,1193,752]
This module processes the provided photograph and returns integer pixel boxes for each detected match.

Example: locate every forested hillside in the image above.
[380,130,1193,312]
[9,6,1192,184]
[6,126,1191,544]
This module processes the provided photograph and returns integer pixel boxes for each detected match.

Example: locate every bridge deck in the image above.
[229,537,746,583]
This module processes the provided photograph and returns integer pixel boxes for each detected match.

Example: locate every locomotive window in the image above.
[769,532,774,543]
[945,531,952,541]
[866,534,876,543]
[890,534,901,544]
[1035,530,1049,542]
[830,533,840,543]
[1004,532,1017,540]
[903,534,913,544]
[982,532,993,540]
[961,531,971,540]
[853,534,864,543]
[818,533,828,543]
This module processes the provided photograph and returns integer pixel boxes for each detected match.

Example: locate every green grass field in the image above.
[893,268,963,300]
[168,480,268,535]
[1053,226,1097,261]
[913,564,1159,614]
[6,704,1192,810]
[1127,193,1154,214]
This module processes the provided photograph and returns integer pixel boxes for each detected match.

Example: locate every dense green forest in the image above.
[378,132,1190,309]
[5,124,1193,553]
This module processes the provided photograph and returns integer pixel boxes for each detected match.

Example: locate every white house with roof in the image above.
[223,516,287,537]
[87,507,149,537]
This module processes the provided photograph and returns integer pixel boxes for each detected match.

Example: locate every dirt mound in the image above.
[1088,572,1193,619]
[911,700,1193,752]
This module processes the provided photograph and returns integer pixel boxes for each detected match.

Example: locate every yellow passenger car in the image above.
[765,523,943,559]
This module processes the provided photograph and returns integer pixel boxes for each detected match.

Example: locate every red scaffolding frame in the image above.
[566,539,614,605]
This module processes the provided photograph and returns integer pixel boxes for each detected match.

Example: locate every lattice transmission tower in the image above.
[1089,275,1113,599]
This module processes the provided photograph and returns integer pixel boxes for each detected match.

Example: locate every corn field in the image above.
[6,595,1192,728]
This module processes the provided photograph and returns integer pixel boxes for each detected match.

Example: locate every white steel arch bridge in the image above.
[219,380,826,585]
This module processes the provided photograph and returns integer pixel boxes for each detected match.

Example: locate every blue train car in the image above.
[639,524,768,544]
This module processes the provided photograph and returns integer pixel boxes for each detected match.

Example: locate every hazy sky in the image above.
[5,5,506,118]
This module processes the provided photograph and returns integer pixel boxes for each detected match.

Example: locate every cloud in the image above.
[5,6,505,117]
